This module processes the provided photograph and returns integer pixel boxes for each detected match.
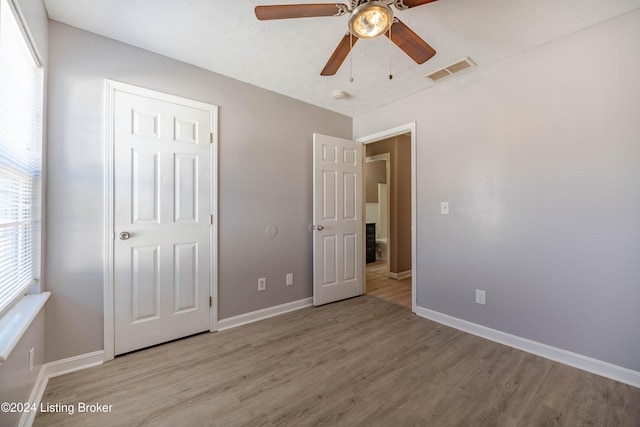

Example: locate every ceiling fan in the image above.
[255,0,439,76]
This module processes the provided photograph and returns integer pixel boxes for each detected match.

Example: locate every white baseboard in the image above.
[19,365,48,427]
[388,270,412,280]
[19,351,104,427]
[217,297,313,331]
[415,306,640,389]
[43,350,104,379]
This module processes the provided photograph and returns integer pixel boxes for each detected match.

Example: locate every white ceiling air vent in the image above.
[425,57,476,83]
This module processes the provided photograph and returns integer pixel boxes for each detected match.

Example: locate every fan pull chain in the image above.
[388,26,393,80]
[349,32,354,83]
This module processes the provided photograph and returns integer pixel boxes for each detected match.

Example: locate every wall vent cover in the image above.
[425,57,476,82]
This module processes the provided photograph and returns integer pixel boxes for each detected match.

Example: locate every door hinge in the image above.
[209,132,213,143]
[209,296,213,307]
[209,214,213,225]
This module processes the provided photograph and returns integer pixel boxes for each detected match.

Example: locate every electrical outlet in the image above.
[28,347,34,372]
[286,273,294,286]
[475,289,486,305]
[258,278,266,291]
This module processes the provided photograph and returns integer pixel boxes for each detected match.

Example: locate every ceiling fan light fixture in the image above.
[349,2,393,39]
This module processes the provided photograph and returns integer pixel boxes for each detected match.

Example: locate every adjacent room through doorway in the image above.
[363,132,412,309]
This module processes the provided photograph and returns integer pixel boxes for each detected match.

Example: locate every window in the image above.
[0,0,43,316]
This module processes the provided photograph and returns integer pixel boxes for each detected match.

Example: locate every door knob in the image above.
[119,231,131,240]
[316,225,324,231]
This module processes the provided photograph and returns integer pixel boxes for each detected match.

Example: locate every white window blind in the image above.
[0,0,43,316]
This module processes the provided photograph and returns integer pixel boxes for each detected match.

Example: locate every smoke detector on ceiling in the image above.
[333,90,349,100]
[425,57,476,83]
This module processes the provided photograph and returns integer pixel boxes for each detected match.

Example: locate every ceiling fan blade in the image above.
[386,19,436,64]
[255,4,347,20]
[321,34,358,76]
[398,0,438,8]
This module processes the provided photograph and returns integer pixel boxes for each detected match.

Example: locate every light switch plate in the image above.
[441,201,449,215]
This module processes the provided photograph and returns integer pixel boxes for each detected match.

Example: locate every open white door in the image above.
[313,133,363,306]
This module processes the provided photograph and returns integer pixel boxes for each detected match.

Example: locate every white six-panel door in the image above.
[113,89,213,355]
[313,133,363,306]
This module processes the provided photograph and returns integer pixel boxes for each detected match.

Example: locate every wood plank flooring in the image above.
[35,297,639,427]
[366,260,411,308]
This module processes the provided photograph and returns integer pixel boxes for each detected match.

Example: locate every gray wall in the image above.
[45,21,351,362]
[0,0,48,422]
[354,9,640,372]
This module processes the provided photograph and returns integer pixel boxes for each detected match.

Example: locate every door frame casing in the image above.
[357,122,417,313]
[103,80,218,361]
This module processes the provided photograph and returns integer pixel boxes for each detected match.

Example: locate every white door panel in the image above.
[313,134,363,306]
[113,90,212,355]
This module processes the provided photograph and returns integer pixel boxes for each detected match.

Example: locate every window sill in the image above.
[0,292,50,365]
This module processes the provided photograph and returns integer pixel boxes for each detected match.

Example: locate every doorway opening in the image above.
[360,124,416,311]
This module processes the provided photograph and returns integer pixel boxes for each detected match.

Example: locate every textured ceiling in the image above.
[43,0,640,117]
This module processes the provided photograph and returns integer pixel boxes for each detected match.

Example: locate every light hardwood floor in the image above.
[35,297,639,427]
[366,260,411,308]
